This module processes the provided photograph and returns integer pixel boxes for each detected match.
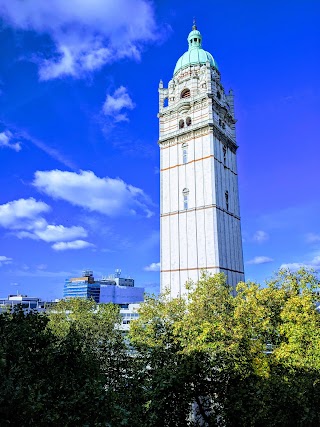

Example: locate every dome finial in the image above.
[192,17,197,30]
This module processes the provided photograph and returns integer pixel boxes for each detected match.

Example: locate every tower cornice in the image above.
[158,122,238,153]
[158,94,236,128]
[158,94,208,117]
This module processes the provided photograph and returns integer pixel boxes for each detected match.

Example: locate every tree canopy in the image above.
[130,269,320,426]
[1,269,320,426]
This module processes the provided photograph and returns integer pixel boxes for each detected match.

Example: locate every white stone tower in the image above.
[158,23,244,297]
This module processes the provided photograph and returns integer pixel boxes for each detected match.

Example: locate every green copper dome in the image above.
[173,23,218,75]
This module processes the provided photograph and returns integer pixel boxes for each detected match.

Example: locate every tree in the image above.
[130,269,320,426]
[0,300,144,426]
[0,307,108,426]
[129,275,238,426]
[130,293,199,426]
[47,298,145,426]
[1,271,319,426]
[221,269,320,426]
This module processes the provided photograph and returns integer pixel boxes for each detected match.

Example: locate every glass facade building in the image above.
[63,270,144,305]
[63,270,101,303]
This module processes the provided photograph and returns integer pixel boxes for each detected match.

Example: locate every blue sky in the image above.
[0,0,319,299]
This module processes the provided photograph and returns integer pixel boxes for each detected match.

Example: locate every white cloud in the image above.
[102,86,135,122]
[252,230,269,243]
[280,263,312,271]
[280,254,320,271]
[35,224,87,242]
[247,256,274,265]
[16,224,87,243]
[0,198,50,229]
[0,255,13,266]
[0,130,21,151]
[33,170,154,217]
[306,233,320,243]
[52,240,94,251]
[311,256,320,267]
[0,0,161,79]
[0,197,88,245]
[144,262,160,272]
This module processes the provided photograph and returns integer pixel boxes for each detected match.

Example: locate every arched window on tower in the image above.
[182,188,189,210]
[182,143,188,164]
[181,88,190,99]
[163,97,168,108]
[186,117,192,126]
[179,119,184,129]
[225,191,229,211]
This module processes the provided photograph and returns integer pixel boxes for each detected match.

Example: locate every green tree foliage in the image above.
[0,307,108,425]
[129,294,197,426]
[0,300,143,426]
[1,270,320,426]
[47,298,144,425]
[130,269,320,427]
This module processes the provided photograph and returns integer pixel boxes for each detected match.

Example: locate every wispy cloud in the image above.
[20,130,76,169]
[280,254,320,271]
[0,126,75,169]
[80,215,133,250]
[247,256,274,265]
[106,134,157,158]
[280,263,311,271]
[52,240,94,251]
[0,130,21,151]
[252,230,269,243]
[16,224,87,243]
[306,233,320,243]
[144,262,160,271]
[0,0,163,79]
[102,86,135,122]
[312,256,320,267]
[33,169,154,218]
[0,256,13,266]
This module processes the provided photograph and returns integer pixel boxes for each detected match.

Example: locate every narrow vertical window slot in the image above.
[182,143,188,164]
[223,146,227,167]
[225,191,229,211]
[182,188,189,210]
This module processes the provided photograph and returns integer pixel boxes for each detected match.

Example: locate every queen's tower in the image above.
[159,23,244,297]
